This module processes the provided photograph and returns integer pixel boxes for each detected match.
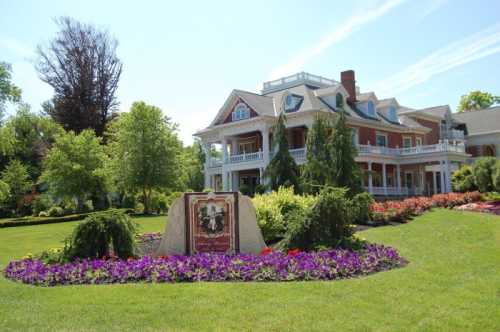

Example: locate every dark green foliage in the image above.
[302,115,332,193]
[283,187,355,250]
[182,140,205,192]
[472,157,497,192]
[329,111,362,193]
[352,192,374,225]
[452,165,477,192]
[302,112,362,195]
[492,162,500,192]
[65,210,137,260]
[264,113,300,192]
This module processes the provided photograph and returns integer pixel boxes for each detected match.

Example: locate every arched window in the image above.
[388,106,397,121]
[336,93,344,108]
[232,103,250,121]
[367,101,375,117]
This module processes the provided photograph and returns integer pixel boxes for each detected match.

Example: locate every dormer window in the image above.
[336,93,344,108]
[283,93,303,113]
[232,103,250,121]
[388,106,398,122]
[367,101,376,117]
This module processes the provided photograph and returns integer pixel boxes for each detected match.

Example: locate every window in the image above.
[367,101,376,117]
[283,94,303,113]
[376,132,387,147]
[403,136,412,148]
[351,127,359,146]
[336,93,344,108]
[232,103,250,121]
[238,140,257,154]
[405,172,413,188]
[388,106,398,122]
[416,137,422,146]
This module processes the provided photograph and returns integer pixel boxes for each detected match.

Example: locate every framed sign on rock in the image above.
[184,192,240,255]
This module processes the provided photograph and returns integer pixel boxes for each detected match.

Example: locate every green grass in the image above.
[0,210,499,331]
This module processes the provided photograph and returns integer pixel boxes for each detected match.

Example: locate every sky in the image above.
[1,0,500,144]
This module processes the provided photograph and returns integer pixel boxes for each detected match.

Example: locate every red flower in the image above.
[287,249,301,257]
[260,247,273,256]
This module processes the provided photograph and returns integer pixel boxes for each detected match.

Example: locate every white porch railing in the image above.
[209,159,223,168]
[358,140,465,157]
[366,186,424,196]
[289,148,306,162]
[227,151,263,164]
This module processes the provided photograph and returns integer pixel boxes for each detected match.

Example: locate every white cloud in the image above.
[418,0,448,20]
[268,0,407,80]
[373,23,500,96]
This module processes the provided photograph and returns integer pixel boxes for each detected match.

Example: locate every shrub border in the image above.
[0,209,134,228]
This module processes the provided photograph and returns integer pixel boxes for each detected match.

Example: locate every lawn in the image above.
[0,210,499,331]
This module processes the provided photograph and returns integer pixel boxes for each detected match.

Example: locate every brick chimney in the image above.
[341,70,356,104]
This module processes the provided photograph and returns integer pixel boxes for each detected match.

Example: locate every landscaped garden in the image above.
[1,209,499,330]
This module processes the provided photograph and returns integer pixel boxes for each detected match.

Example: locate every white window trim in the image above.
[375,131,388,147]
[416,137,423,146]
[402,136,412,148]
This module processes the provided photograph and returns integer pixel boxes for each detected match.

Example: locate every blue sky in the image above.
[1,0,500,144]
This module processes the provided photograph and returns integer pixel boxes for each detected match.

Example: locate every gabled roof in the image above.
[452,106,500,135]
[356,91,378,102]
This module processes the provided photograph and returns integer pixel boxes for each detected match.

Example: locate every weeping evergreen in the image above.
[302,115,333,193]
[263,113,300,192]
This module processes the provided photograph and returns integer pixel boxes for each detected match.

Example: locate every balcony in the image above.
[358,140,465,157]
[443,129,465,140]
[262,72,337,94]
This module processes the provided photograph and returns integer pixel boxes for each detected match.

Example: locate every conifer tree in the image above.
[302,115,332,193]
[263,112,300,192]
[328,110,362,193]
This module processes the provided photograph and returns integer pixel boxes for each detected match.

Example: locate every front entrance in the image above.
[238,169,260,196]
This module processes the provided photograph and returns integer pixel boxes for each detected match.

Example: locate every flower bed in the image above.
[369,191,482,224]
[4,244,407,286]
[455,201,500,215]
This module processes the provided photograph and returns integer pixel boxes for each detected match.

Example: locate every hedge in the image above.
[0,209,134,228]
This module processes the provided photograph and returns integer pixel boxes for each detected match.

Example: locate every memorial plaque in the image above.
[184,192,239,255]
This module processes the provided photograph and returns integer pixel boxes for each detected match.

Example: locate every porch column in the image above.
[420,166,425,195]
[261,126,270,186]
[222,171,229,191]
[382,163,387,195]
[445,159,452,193]
[432,171,437,195]
[231,138,238,156]
[203,142,211,189]
[232,171,239,192]
[439,160,445,193]
[222,138,228,163]
[368,162,373,194]
[396,164,401,194]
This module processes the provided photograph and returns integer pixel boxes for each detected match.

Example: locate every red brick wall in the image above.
[413,118,440,144]
[221,97,258,124]
[352,126,424,148]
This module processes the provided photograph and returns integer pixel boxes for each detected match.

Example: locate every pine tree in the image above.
[302,115,333,193]
[328,110,362,194]
[263,113,300,192]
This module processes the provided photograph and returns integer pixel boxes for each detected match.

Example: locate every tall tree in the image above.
[182,140,205,192]
[458,90,500,112]
[0,159,31,211]
[0,62,22,122]
[328,111,362,193]
[264,113,300,192]
[108,101,183,214]
[36,17,122,136]
[0,104,63,180]
[302,115,333,193]
[41,130,109,210]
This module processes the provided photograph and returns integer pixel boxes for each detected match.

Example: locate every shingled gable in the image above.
[210,90,274,127]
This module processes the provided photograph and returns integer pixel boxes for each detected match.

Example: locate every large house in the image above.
[194,70,473,197]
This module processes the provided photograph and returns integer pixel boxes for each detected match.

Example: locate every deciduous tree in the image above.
[458,90,500,112]
[0,62,22,121]
[36,17,122,136]
[41,130,109,210]
[0,159,31,211]
[107,101,183,214]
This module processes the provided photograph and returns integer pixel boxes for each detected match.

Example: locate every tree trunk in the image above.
[143,188,150,215]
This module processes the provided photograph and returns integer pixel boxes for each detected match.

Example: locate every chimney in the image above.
[341,70,356,104]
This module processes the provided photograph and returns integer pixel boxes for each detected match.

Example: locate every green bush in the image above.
[492,162,500,192]
[64,210,137,260]
[47,206,64,217]
[283,187,355,251]
[472,157,497,192]
[31,195,53,216]
[352,192,374,225]
[252,187,316,243]
[38,211,49,218]
[134,202,145,214]
[452,165,477,192]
